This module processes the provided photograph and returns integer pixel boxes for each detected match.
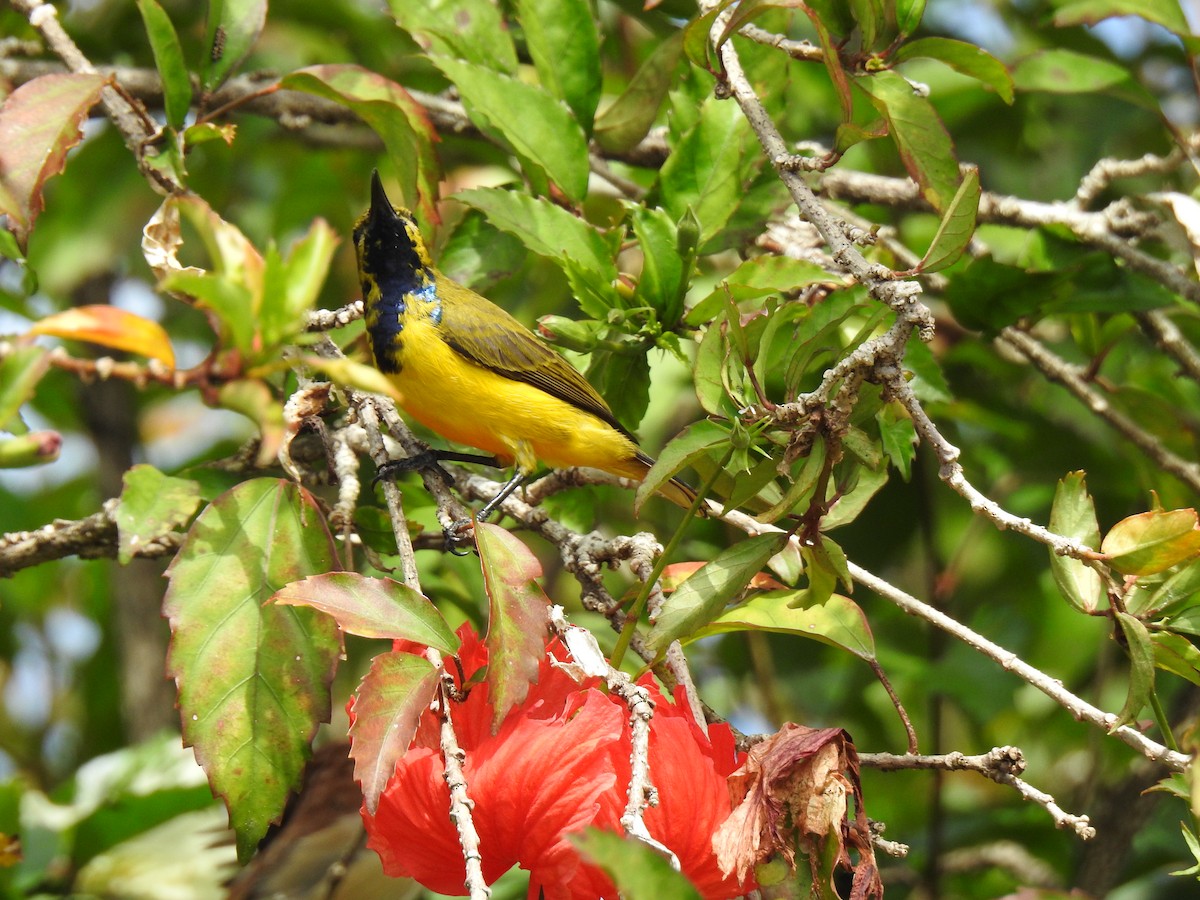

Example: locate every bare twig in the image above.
[848,560,1190,773]
[1135,309,1200,384]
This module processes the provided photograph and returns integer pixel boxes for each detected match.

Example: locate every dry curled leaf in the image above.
[714,723,882,898]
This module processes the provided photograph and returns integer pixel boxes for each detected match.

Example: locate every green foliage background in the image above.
[2,0,1200,897]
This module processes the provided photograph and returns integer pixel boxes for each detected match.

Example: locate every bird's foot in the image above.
[443,517,475,556]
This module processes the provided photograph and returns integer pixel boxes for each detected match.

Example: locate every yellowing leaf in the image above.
[29,305,176,368]
[1102,509,1200,576]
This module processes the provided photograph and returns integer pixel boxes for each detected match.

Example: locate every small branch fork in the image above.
[861,747,1096,839]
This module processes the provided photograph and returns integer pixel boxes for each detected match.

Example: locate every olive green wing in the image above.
[437,278,634,439]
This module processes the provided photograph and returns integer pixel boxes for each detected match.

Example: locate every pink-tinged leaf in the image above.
[475,522,550,731]
[274,572,460,653]
[164,478,342,862]
[0,431,61,468]
[0,73,109,250]
[348,649,439,814]
[1102,509,1200,576]
[28,305,176,368]
[800,4,854,122]
[281,66,442,225]
[855,69,961,213]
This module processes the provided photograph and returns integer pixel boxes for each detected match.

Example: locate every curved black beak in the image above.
[368,170,400,223]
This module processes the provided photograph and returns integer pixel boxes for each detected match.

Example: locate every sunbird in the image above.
[353,171,696,520]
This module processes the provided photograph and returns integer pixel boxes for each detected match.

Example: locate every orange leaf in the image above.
[29,305,176,368]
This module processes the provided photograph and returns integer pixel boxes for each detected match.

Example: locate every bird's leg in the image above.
[373,448,501,489]
[475,470,527,523]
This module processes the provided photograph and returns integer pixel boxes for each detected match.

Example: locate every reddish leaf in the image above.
[29,305,176,368]
[0,73,109,250]
[274,572,460,653]
[348,649,439,814]
[475,522,551,731]
[855,69,961,213]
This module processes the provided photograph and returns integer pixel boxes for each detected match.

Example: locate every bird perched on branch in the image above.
[353,171,695,521]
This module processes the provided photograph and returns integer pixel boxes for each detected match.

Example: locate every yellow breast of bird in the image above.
[387,315,641,476]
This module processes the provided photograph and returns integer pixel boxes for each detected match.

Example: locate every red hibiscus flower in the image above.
[356,624,753,898]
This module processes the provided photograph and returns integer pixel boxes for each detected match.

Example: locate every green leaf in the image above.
[1112,611,1155,731]
[476,523,551,731]
[704,590,876,660]
[594,32,684,153]
[636,419,731,515]
[1150,632,1200,688]
[160,271,256,355]
[687,256,840,325]
[136,0,192,129]
[895,0,926,36]
[0,73,109,250]
[855,69,961,213]
[514,0,601,129]
[824,464,889,530]
[801,2,855,120]
[894,37,1014,104]
[348,650,439,814]
[273,573,460,653]
[587,347,652,434]
[1048,471,1104,613]
[387,0,518,74]
[454,188,621,316]
[877,402,917,481]
[657,97,756,244]
[754,435,828,524]
[1170,822,1200,877]
[648,533,789,654]
[115,465,202,566]
[630,206,686,327]
[0,345,49,434]
[1012,49,1153,105]
[201,0,267,93]
[281,66,442,225]
[1138,558,1200,618]
[573,829,704,900]
[682,0,737,72]
[164,479,342,861]
[943,256,1055,332]
[693,320,734,417]
[433,57,590,202]
[257,217,338,351]
[918,163,980,273]
[1102,509,1200,577]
